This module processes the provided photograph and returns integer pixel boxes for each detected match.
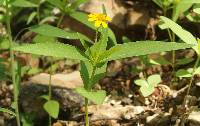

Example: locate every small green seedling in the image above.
[134,74,162,97]
[40,95,60,119]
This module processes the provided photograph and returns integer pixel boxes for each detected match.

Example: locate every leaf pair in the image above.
[135,74,162,97]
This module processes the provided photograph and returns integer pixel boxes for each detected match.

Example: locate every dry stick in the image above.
[180,56,200,125]
[5,0,21,126]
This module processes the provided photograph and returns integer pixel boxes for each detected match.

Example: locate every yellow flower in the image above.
[88,13,111,28]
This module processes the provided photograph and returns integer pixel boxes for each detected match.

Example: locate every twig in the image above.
[172,85,189,98]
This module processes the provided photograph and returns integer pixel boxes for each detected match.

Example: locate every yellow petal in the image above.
[95,21,102,28]
[88,14,95,18]
[102,22,108,28]
[106,16,111,21]
[88,17,95,22]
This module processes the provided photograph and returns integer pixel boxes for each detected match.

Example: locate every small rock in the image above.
[187,111,200,126]
[19,71,85,124]
[30,71,83,89]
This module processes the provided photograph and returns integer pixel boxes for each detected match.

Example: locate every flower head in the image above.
[88,13,111,28]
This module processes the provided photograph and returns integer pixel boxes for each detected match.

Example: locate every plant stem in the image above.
[85,98,89,126]
[163,8,176,85]
[5,1,21,126]
[57,13,65,28]
[180,56,200,125]
[84,65,96,126]
[48,59,53,126]
[183,56,200,106]
[37,5,40,24]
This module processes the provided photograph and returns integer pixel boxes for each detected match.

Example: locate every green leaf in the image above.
[0,37,10,49]
[134,79,148,87]
[140,84,155,97]
[80,61,91,86]
[176,69,192,78]
[80,61,107,89]
[90,28,108,62]
[29,24,92,42]
[77,33,90,50]
[0,0,5,5]
[194,8,200,14]
[13,42,88,61]
[100,41,193,62]
[147,74,161,87]
[172,1,193,21]
[27,67,42,75]
[176,57,194,65]
[75,87,106,104]
[21,113,34,126]
[69,12,117,45]
[32,35,56,43]
[39,16,57,24]
[182,0,200,3]
[159,16,198,53]
[0,108,16,116]
[43,100,59,118]
[70,0,89,10]
[46,0,63,10]
[150,57,171,65]
[194,67,200,75]
[39,95,49,101]
[11,0,38,7]
[27,12,37,25]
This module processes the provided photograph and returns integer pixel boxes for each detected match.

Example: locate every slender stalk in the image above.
[85,66,96,126]
[57,13,65,28]
[85,98,89,126]
[48,59,53,126]
[163,8,176,85]
[37,5,40,24]
[182,56,200,106]
[5,1,21,126]
[94,28,99,43]
[180,56,200,125]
